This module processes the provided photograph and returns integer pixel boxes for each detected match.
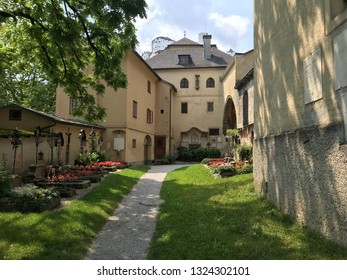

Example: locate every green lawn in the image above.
[0,166,148,260]
[148,164,347,260]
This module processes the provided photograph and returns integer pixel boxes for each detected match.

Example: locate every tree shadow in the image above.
[149,166,347,259]
[254,1,347,247]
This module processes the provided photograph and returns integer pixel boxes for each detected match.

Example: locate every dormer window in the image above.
[178,55,191,65]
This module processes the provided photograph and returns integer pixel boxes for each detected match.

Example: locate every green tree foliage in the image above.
[0,0,147,121]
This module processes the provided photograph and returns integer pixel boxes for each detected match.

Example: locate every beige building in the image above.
[254,0,347,246]
[147,35,233,152]
[221,50,254,145]
[0,103,104,174]
[56,51,176,165]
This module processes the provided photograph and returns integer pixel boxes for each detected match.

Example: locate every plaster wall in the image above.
[254,0,347,247]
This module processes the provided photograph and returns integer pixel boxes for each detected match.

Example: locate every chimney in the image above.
[203,34,212,59]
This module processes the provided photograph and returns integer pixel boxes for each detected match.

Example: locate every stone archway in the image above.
[144,135,152,165]
[223,96,237,135]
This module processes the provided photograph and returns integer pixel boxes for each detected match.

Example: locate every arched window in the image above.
[206,77,215,88]
[180,78,189,88]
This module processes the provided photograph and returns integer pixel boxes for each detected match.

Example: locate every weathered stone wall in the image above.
[254,122,347,246]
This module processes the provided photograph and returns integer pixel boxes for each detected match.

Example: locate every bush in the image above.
[239,145,253,161]
[0,156,10,195]
[160,155,176,164]
[0,185,60,212]
[78,175,102,183]
[201,158,225,165]
[53,187,77,198]
[76,152,100,166]
[177,147,221,162]
[236,164,253,174]
[211,165,236,177]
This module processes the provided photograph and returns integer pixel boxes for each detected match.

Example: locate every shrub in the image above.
[78,175,102,183]
[211,165,236,176]
[76,152,100,166]
[177,147,221,162]
[236,164,253,174]
[160,155,176,164]
[0,155,10,195]
[53,187,77,198]
[95,151,108,162]
[239,145,253,161]
[0,185,60,212]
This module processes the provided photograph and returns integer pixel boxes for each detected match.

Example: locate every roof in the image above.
[235,68,254,90]
[131,51,177,92]
[146,37,232,70]
[0,103,105,130]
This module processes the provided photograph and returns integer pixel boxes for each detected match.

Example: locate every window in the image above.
[206,77,215,88]
[9,110,22,121]
[133,100,137,118]
[132,139,137,148]
[147,109,153,123]
[209,128,220,136]
[180,78,189,88]
[243,91,249,126]
[178,55,191,65]
[160,109,164,114]
[147,80,151,93]
[70,98,79,113]
[325,0,347,33]
[195,74,200,90]
[181,102,188,114]
[207,102,214,112]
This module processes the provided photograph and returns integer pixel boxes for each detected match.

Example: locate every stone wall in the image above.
[253,122,347,247]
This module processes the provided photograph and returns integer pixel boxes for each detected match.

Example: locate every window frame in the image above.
[206,77,215,88]
[180,78,189,88]
[9,109,22,121]
[147,80,151,93]
[181,102,188,114]
[133,100,138,118]
[207,102,214,112]
[209,128,220,136]
[178,55,191,65]
[325,0,347,34]
[147,108,153,124]
[69,98,79,114]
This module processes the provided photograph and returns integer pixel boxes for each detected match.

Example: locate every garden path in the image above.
[85,164,189,260]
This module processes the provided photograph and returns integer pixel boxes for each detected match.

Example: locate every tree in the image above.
[0,0,147,121]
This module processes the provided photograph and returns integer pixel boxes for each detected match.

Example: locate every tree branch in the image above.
[64,0,100,57]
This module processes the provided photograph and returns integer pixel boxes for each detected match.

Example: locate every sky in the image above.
[134,0,254,56]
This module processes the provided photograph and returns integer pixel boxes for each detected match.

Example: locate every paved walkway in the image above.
[85,164,189,260]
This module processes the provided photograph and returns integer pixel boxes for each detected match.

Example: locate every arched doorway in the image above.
[144,135,152,165]
[223,96,237,135]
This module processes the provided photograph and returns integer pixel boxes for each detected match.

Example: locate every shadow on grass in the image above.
[149,165,347,260]
[0,166,148,260]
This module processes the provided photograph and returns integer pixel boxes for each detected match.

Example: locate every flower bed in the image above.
[37,180,91,189]
[203,158,253,178]
[0,185,60,213]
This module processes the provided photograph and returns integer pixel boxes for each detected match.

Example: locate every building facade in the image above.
[56,51,176,165]
[221,50,254,145]
[147,35,233,153]
[254,0,347,246]
[0,103,104,174]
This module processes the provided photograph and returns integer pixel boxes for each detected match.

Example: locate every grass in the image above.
[0,166,148,260]
[148,164,347,260]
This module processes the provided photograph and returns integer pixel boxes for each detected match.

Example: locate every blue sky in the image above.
[135,0,254,55]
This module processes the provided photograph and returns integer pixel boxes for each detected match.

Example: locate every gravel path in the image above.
[85,164,189,260]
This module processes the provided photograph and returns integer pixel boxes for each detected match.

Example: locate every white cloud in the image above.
[135,1,254,54]
[209,12,251,38]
